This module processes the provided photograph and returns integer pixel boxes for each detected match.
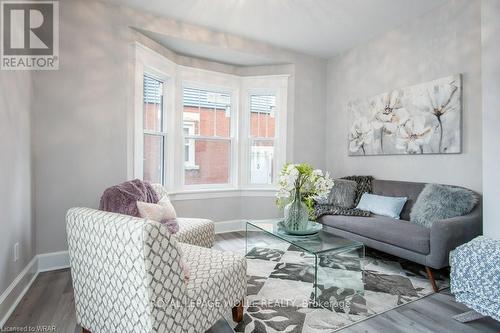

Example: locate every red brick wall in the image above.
[184,106,230,184]
[143,103,163,183]
[143,103,276,184]
[250,112,275,138]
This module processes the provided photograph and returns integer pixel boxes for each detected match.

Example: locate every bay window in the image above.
[133,44,288,196]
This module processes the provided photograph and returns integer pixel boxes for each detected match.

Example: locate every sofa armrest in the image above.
[428,206,482,268]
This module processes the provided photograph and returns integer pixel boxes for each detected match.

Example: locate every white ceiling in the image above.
[108,0,448,58]
[136,29,286,66]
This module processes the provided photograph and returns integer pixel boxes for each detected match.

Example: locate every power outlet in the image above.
[13,242,19,262]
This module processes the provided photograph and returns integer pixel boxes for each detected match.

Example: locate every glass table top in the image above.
[246,219,364,255]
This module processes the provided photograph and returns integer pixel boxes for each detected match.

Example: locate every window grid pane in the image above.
[249,94,277,184]
[184,138,231,185]
[143,75,164,132]
[143,75,166,185]
[143,134,164,184]
[250,94,276,139]
[183,86,233,186]
[183,87,232,138]
[250,139,275,185]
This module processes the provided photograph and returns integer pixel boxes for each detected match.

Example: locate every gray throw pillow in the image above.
[323,179,358,208]
[410,183,478,228]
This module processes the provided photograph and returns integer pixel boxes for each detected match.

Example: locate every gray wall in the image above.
[482,0,500,239]
[0,71,34,294]
[32,0,326,254]
[326,0,482,192]
[174,196,281,222]
[24,0,490,259]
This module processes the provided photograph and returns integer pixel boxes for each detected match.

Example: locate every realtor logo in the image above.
[1,1,59,70]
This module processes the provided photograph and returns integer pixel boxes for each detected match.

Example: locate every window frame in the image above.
[240,77,288,190]
[132,44,288,197]
[133,44,176,188]
[247,92,277,186]
[183,121,198,169]
[142,74,167,184]
[177,74,239,191]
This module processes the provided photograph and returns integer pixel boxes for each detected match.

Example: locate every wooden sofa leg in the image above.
[425,266,439,293]
[232,301,244,322]
[82,328,91,333]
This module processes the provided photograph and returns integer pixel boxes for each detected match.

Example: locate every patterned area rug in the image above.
[231,244,449,333]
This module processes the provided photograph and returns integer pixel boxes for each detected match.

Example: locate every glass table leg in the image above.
[314,245,366,311]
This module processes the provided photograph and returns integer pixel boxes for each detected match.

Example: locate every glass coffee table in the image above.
[245,219,365,310]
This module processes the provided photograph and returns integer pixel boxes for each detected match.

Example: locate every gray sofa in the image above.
[318,179,482,291]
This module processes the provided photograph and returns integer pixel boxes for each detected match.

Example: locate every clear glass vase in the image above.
[284,188,309,231]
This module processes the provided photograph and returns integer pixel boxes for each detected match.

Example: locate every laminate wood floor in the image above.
[4,232,499,333]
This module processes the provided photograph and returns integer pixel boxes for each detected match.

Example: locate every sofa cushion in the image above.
[355,193,407,219]
[372,180,425,221]
[410,184,478,228]
[324,179,358,208]
[320,215,430,254]
[341,175,373,206]
[137,201,177,222]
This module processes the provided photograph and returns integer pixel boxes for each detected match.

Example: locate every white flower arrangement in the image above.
[276,163,334,218]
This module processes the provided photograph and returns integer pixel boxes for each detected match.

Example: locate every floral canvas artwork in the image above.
[348,75,462,156]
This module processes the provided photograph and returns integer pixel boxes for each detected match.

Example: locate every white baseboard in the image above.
[0,220,245,327]
[0,257,38,329]
[214,220,245,234]
[0,250,72,328]
[37,251,70,272]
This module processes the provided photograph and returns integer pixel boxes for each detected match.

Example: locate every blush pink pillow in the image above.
[136,200,178,234]
[158,198,177,218]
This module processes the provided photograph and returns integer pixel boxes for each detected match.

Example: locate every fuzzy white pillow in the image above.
[136,199,177,222]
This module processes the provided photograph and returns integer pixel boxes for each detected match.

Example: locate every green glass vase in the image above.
[284,188,309,231]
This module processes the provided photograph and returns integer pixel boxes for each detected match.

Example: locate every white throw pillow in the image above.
[136,200,177,222]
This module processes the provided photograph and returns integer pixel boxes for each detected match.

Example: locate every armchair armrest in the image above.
[66,207,187,333]
[428,203,482,269]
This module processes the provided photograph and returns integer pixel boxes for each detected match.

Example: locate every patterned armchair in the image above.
[66,208,246,333]
[450,236,500,322]
[151,183,215,248]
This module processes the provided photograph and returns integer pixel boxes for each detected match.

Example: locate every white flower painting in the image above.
[348,75,462,156]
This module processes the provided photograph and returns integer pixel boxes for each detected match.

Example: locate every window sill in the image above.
[169,188,277,201]
[184,164,200,170]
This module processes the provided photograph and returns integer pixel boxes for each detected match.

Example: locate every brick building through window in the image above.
[137,49,287,192]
